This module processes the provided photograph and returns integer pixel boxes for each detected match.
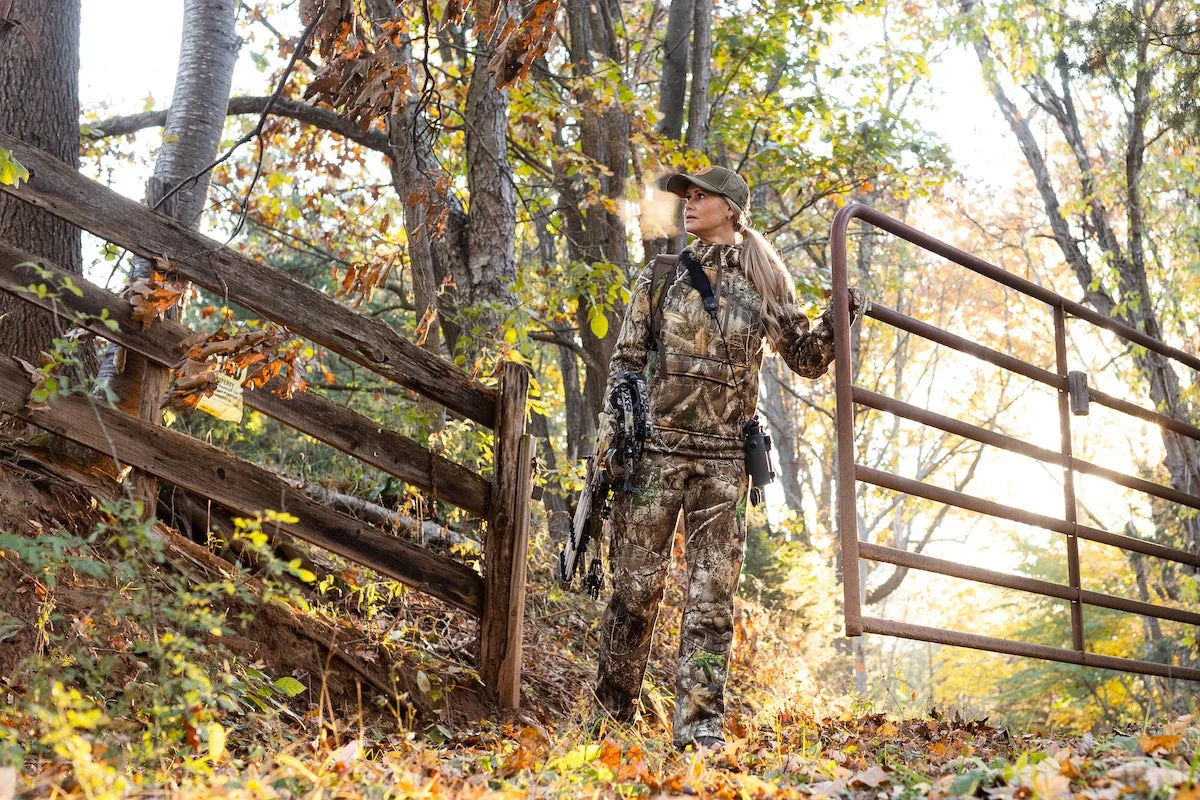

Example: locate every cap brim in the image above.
[665,173,722,199]
[663,173,745,213]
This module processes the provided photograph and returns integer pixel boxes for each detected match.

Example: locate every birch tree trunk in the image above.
[0,0,83,364]
[105,0,240,513]
[103,0,240,409]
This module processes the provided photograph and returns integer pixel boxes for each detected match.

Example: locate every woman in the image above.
[593,164,867,749]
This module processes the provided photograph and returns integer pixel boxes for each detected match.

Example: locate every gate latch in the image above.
[1068,371,1090,416]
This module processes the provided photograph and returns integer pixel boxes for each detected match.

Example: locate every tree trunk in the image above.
[644,0,694,259]
[685,0,712,150]
[104,0,240,513]
[365,0,469,359]
[563,0,631,435]
[0,0,83,363]
[464,39,517,331]
[657,0,693,141]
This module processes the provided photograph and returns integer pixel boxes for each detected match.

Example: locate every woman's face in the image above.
[683,186,737,244]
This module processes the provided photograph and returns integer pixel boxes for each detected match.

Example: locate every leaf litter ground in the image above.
[2,459,1200,799]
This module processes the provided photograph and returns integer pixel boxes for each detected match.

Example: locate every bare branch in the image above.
[86,95,391,154]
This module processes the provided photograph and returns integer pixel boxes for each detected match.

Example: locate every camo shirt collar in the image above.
[687,240,741,272]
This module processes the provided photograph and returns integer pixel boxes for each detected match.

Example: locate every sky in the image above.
[80,1,184,114]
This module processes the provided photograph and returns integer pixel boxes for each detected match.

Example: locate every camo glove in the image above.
[814,286,870,342]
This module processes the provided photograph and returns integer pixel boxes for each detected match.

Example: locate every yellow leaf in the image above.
[0,147,30,188]
[736,774,780,796]
[589,310,608,339]
[208,722,226,763]
[548,743,601,771]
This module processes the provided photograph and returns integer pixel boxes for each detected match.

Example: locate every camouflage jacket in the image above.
[605,240,857,458]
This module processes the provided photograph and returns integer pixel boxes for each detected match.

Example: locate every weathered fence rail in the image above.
[0,132,496,426]
[0,132,533,708]
[831,201,1200,683]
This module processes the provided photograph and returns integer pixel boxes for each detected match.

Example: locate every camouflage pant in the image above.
[595,449,748,747]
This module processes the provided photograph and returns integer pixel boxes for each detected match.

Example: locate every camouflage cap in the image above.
[664,165,749,213]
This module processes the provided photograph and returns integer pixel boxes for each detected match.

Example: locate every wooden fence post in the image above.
[480,360,532,708]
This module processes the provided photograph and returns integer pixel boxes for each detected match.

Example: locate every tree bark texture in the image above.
[146,0,241,229]
[365,0,470,357]
[563,0,631,434]
[657,0,693,141]
[102,0,240,517]
[685,0,712,150]
[464,41,517,326]
[0,0,82,363]
[101,0,240,409]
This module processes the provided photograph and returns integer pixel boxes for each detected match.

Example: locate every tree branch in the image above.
[965,15,1117,317]
[86,95,391,154]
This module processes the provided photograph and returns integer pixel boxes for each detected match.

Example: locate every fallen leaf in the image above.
[1143,767,1187,791]
[1139,734,1182,755]
[330,739,360,773]
[1031,771,1071,798]
[849,765,890,788]
[1108,761,1149,782]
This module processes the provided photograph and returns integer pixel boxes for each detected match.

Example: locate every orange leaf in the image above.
[598,738,621,770]
[1140,734,1182,755]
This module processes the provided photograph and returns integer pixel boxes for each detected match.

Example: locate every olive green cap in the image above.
[664,165,749,213]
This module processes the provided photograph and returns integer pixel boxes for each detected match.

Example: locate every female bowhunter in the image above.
[592,164,868,750]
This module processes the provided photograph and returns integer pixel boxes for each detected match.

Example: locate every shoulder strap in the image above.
[648,254,679,351]
[679,250,718,317]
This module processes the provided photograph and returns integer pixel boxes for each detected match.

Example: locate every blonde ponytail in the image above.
[725,198,796,344]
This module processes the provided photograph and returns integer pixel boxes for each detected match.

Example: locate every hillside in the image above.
[2,452,1200,800]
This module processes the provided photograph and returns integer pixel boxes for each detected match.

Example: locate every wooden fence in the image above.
[0,131,534,708]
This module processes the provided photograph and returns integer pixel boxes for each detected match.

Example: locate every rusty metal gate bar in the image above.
[831,202,1200,683]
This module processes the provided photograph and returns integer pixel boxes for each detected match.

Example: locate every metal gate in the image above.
[831,202,1200,682]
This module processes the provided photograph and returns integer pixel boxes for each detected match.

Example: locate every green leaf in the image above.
[273,676,307,697]
[949,770,985,796]
[416,670,432,694]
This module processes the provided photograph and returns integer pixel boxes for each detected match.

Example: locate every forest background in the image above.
[2,0,1200,796]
